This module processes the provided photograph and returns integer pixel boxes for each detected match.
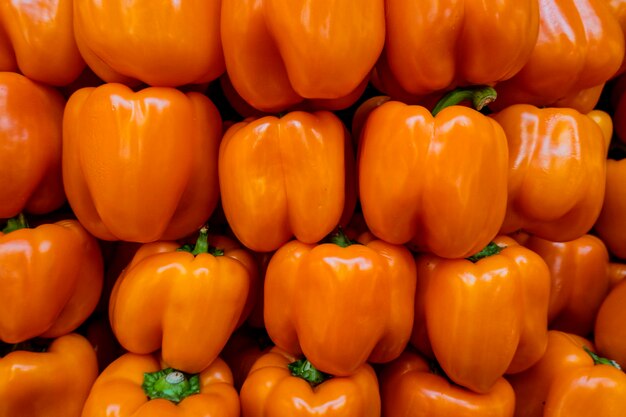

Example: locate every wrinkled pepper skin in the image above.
[491,105,607,242]
[264,236,416,376]
[0,0,85,86]
[74,0,223,87]
[63,84,222,242]
[221,0,384,112]
[358,100,508,259]
[418,239,554,393]
[380,350,515,417]
[0,333,98,417]
[522,234,610,336]
[0,72,66,219]
[219,111,355,252]
[240,347,381,417]
[507,330,595,417]
[494,0,624,110]
[109,234,257,374]
[0,219,103,344]
[81,353,239,417]
[595,280,626,369]
[379,0,538,96]
[594,160,626,259]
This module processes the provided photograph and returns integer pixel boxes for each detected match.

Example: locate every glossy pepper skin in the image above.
[74,0,223,87]
[109,230,258,374]
[219,111,355,252]
[507,330,595,417]
[522,234,610,336]
[0,218,103,344]
[358,99,508,259]
[264,233,416,376]
[491,105,607,242]
[417,239,554,393]
[595,280,626,369]
[0,0,85,86]
[81,353,239,417]
[380,350,515,417]
[594,160,626,259]
[63,84,222,243]
[221,0,384,112]
[0,72,66,219]
[379,0,538,96]
[0,333,98,417]
[240,347,381,417]
[494,0,624,110]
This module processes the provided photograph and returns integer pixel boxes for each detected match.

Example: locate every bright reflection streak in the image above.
[293,395,347,412]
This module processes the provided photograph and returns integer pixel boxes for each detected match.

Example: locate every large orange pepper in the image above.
[0,333,98,417]
[81,352,239,416]
[109,228,258,373]
[595,280,626,369]
[494,0,624,111]
[240,347,380,417]
[221,0,384,112]
[219,111,355,252]
[264,231,416,376]
[0,216,103,344]
[73,0,223,87]
[0,72,66,219]
[63,83,221,242]
[0,0,84,86]
[418,238,553,393]
[380,350,515,417]
[491,105,607,242]
[358,87,508,258]
[608,0,626,76]
[544,345,626,416]
[507,330,595,417]
[522,234,610,336]
[378,1,538,97]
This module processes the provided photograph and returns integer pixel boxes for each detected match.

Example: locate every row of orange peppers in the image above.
[1,1,626,113]
[2,214,626,415]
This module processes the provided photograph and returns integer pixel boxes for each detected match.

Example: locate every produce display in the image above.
[3,1,626,416]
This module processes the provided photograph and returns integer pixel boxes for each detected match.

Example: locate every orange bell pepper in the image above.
[609,0,626,76]
[417,238,551,393]
[0,216,103,344]
[380,350,515,417]
[522,234,610,336]
[358,87,508,258]
[0,72,66,219]
[219,111,355,252]
[220,0,384,112]
[109,228,258,373]
[264,231,416,376]
[544,346,626,417]
[608,262,626,289]
[507,330,595,417]
[73,0,223,87]
[240,347,380,417]
[379,1,538,97]
[595,159,626,258]
[0,333,98,417]
[81,352,239,416]
[595,280,626,369]
[0,0,84,86]
[491,105,607,242]
[494,0,624,111]
[63,83,221,242]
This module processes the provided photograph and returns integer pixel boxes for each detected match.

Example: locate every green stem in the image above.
[466,242,503,263]
[328,227,355,248]
[178,227,224,256]
[431,86,497,116]
[2,213,29,234]
[142,368,200,403]
[0,339,48,358]
[584,346,622,370]
[288,359,331,387]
